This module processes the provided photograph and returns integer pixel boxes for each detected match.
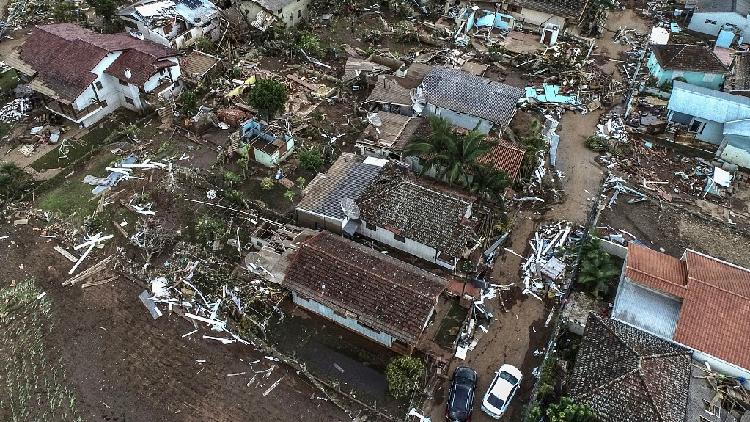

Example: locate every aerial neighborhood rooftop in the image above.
[1,0,750,421]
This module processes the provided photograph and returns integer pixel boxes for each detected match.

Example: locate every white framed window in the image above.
[689,118,706,133]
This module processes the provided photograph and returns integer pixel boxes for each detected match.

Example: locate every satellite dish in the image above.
[340,197,360,220]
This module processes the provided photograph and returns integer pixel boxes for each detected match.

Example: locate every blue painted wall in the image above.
[425,103,493,133]
[647,53,725,90]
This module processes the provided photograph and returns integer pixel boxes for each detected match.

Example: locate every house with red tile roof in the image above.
[612,243,750,388]
[6,23,182,127]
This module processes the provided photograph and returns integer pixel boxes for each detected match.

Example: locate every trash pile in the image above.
[455,284,508,360]
[0,98,31,123]
[520,222,582,300]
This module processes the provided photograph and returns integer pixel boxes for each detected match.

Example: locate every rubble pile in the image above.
[520,222,583,300]
[0,98,31,123]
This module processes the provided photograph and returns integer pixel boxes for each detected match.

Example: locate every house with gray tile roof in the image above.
[417,67,523,134]
[569,314,693,422]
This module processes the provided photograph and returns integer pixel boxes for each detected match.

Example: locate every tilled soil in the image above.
[0,223,348,422]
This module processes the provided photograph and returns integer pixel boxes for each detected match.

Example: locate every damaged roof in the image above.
[420,67,523,128]
[570,314,692,422]
[476,140,527,181]
[515,0,591,21]
[19,23,176,101]
[693,0,750,14]
[247,0,298,13]
[283,232,447,346]
[358,112,425,152]
[625,244,750,372]
[357,170,479,259]
[297,153,386,221]
[367,75,414,106]
[651,44,727,73]
[119,0,218,25]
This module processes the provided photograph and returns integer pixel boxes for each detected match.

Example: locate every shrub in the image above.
[194,36,217,54]
[283,190,296,202]
[298,147,324,172]
[0,163,31,201]
[194,216,227,246]
[385,356,425,399]
[224,170,242,186]
[545,397,598,422]
[223,189,244,207]
[260,177,275,190]
[584,136,606,152]
[179,89,198,115]
[578,237,620,298]
[295,176,307,188]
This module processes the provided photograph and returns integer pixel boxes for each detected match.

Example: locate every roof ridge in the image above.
[626,264,688,288]
[632,369,667,422]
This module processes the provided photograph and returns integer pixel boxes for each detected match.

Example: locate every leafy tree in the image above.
[224,170,242,186]
[247,79,288,120]
[385,356,425,399]
[0,163,31,201]
[298,147,324,171]
[295,176,307,188]
[577,237,620,298]
[296,32,323,57]
[283,190,296,202]
[53,1,81,22]
[405,117,493,186]
[545,397,598,422]
[87,0,117,23]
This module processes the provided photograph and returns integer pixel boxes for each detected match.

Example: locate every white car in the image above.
[480,364,522,419]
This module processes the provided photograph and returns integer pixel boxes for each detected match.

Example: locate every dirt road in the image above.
[0,223,349,422]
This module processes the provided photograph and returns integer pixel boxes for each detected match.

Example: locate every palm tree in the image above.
[518,118,547,180]
[470,165,510,202]
[405,117,493,186]
[577,237,620,298]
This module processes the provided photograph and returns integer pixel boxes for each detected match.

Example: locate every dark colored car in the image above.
[445,366,478,422]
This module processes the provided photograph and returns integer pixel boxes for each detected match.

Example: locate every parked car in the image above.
[481,364,522,419]
[445,366,478,421]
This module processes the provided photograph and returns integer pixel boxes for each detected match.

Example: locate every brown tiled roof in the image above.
[476,140,527,181]
[181,50,220,81]
[625,245,750,371]
[367,75,413,106]
[651,44,728,74]
[357,169,479,259]
[513,0,591,21]
[283,232,447,346]
[359,112,424,151]
[19,23,176,101]
[624,243,687,298]
[106,49,175,86]
[570,314,692,422]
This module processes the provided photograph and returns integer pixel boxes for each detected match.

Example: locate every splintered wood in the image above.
[62,256,116,288]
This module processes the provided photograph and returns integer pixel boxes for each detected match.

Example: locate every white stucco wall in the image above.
[689,11,750,37]
[358,221,457,269]
[292,292,394,347]
[240,0,311,27]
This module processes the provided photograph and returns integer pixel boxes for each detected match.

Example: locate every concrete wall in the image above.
[612,277,682,339]
[424,103,493,134]
[295,209,344,234]
[512,7,566,30]
[358,221,456,270]
[647,53,725,90]
[240,0,311,27]
[697,120,725,144]
[292,292,394,347]
[689,11,750,37]
[720,142,750,168]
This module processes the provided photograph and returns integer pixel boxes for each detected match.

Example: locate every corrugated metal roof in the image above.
[668,81,750,123]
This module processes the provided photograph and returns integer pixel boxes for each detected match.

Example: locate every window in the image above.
[184,31,192,40]
[394,233,406,243]
[95,81,103,90]
[366,222,376,231]
[298,9,302,17]
[705,19,717,25]
[689,118,706,133]
[118,79,128,86]
[124,96,134,105]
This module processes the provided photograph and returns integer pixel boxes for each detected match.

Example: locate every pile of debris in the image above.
[520,221,582,300]
[0,97,31,123]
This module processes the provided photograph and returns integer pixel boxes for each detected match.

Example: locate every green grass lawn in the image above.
[37,152,116,220]
[0,69,19,98]
[31,126,114,172]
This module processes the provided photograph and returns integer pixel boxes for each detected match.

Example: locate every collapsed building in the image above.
[236,0,311,29]
[5,23,181,128]
[118,0,223,49]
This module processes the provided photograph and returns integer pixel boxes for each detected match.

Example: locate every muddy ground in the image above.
[600,198,750,268]
[0,223,349,422]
